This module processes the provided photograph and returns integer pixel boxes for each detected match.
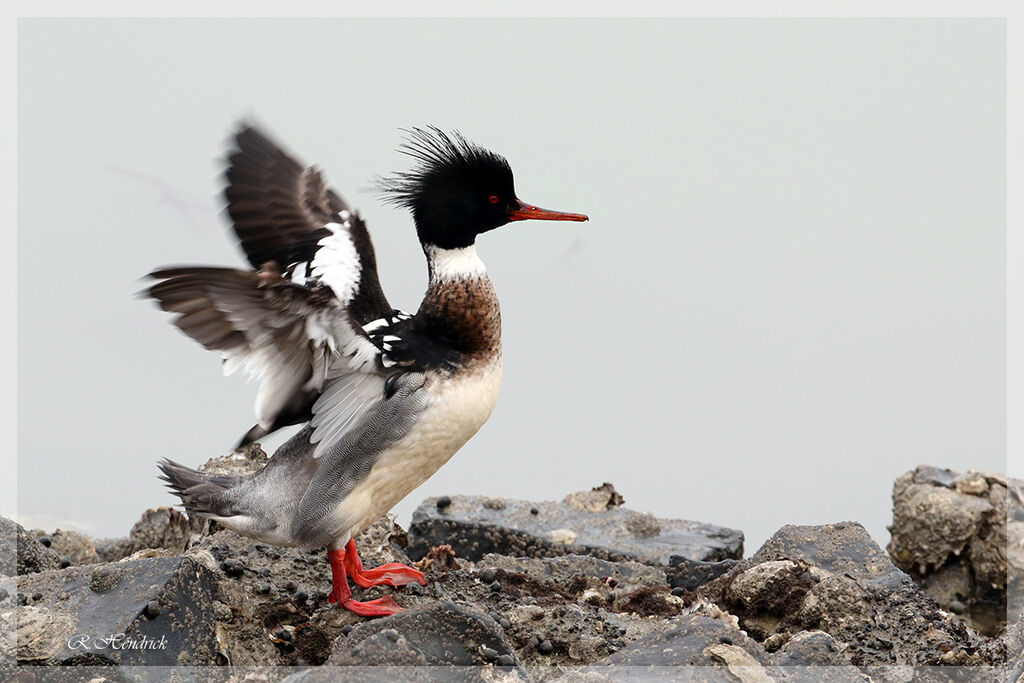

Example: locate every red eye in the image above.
[488,195,499,204]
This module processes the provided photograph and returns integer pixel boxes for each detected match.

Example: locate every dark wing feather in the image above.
[223,125,392,325]
[147,124,409,448]
[146,266,371,429]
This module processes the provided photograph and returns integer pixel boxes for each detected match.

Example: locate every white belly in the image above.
[334,360,502,538]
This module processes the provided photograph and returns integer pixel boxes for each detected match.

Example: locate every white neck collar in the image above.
[425,244,487,282]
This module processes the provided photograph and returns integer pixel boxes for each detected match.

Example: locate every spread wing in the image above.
[146,267,384,430]
[146,123,404,436]
[224,124,391,326]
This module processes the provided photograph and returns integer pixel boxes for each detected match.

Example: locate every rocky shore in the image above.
[2,460,1021,682]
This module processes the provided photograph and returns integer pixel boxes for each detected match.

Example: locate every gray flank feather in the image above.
[291,373,429,546]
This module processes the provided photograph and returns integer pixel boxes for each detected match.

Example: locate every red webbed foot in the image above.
[327,546,408,617]
[329,591,405,616]
[342,538,427,589]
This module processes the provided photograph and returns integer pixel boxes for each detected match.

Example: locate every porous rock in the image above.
[0,516,60,576]
[769,629,848,666]
[94,506,198,562]
[667,555,738,591]
[767,630,865,682]
[184,514,413,669]
[887,466,1017,636]
[198,441,269,476]
[41,528,100,566]
[15,555,219,665]
[408,485,743,566]
[328,600,522,669]
[587,611,772,680]
[478,553,667,594]
[701,521,985,666]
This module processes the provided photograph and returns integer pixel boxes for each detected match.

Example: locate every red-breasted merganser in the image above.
[149,124,587,616]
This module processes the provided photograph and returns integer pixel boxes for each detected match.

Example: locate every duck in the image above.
[149,124,588,616]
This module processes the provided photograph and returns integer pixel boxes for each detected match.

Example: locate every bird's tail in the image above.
[157,459,238,518]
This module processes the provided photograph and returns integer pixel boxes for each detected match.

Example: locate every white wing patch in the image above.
[254,344,309,427]
[210,223,383,430]
[219,338,307,428]
[311,221,362,305]
[363,310,412,334]
[290,261,309,284]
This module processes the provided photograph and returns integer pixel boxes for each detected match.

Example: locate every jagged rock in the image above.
[92,536,134,563]
[478,553,667,592]
[199,441,268,476]
[281,600,531,681]
[329,601,522,669]
[13,467,1022,676]
[887,466,1016,635]
[563,482,626,511]
[995,611,1024,681]
[127,507,195,553]
[476,553,682,617]
[420,556,658,664]
[769,629,848,666]
[700,521,987,667]
[155,514,416,670]
[407,486,743,566]
[0,517,60,576]
[723,560,817,640]
[94,507,199,563]
[667,556,738,591]
[765,631,864,682]
[755,522,908,589]
[582,611,773,681]
[42,528,100,566]
[15,555,219,665]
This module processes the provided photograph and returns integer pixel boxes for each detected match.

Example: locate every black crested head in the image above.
[377,127,517,249]
[378,127,589,250]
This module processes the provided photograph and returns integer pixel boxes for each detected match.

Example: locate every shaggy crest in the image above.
[375,127,513,210]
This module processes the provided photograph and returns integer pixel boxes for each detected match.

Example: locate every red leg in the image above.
[326,547,405,617]
[342,538,427,589]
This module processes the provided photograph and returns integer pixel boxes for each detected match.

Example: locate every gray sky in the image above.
[17,18,1005,553]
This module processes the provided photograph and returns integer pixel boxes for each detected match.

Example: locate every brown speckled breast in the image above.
[417,275,501,364]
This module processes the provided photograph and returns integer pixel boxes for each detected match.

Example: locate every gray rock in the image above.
[326,601,527,680]
[0,517,60,576]
[178,515,414,669]
[14,555,219,665]
[408,486,743,566]
[753,522,909,591]
[887,466,1017,635]
[994,611,1024,681]
[478,553,667,592]
[701,521,985,667]
[44,528,100,566]
[126,507,195,553]
[769,630,849,667]
[723,559,818,640]
[911,465,960,489]
[92,536,135,564]
[667,556,738,591]
[477,553,680,616]
[583,612,773,681]
[95,506,198,562]
[198,441,268,476]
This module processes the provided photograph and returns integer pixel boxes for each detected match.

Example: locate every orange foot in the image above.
[326,546,406,617]
[342,538,427,589]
